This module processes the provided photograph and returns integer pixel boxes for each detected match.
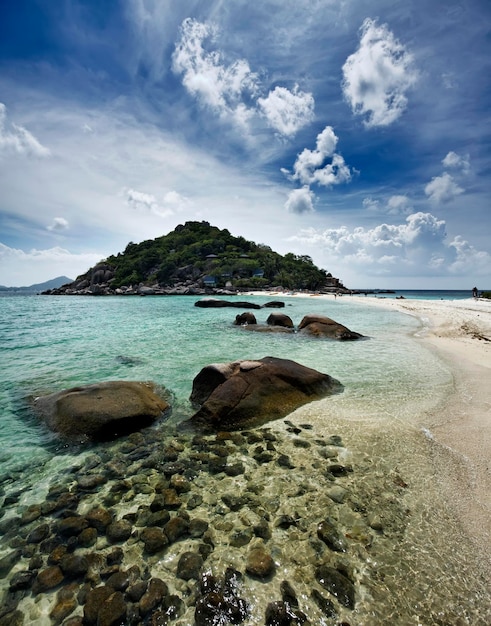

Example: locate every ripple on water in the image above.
[0,414,489,626]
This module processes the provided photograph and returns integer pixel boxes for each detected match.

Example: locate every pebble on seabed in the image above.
[0,418,419,625]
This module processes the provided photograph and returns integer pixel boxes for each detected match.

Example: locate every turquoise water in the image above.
[0,294,438,481]
[366,289,482,300]
[1,294,489,624]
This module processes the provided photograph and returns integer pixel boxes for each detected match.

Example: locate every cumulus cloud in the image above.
[342,18,418,127]
[257,85,314,137]
[442,151,470,173]
[289,126,351,187]
[285,186,315,214]
[424,172,464,204]
[47,217,69,232]
[172,18,258,124]
[172,18,314,137]
[290,212,490,277]
[0,103,51,157]
[0,243,104,286]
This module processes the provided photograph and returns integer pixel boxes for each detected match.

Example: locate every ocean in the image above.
[0,293,489,625]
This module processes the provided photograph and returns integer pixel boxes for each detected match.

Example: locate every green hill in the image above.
[46,221,346,295]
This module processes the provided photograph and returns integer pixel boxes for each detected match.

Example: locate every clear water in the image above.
[357,289,481,300]
[0,294,489,624]
[0,294,437,478]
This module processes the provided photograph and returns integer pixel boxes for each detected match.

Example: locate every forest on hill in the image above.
[47,222,345,295]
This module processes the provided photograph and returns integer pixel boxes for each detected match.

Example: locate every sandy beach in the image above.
[351,295,491,576]
[250,291,491,581]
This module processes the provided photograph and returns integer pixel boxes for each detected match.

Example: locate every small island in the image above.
[43,221,350,297]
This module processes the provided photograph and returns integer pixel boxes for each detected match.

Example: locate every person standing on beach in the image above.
[472,286,478,298]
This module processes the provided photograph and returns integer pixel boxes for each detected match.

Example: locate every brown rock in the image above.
[50,591,77,624]
[234,312,257,325]
[140,527,169,555]
[139,578,168,615]
[86,507,113,532]
[59,553,89,578]
[97,591,127,626]
[26,523,50,544]
[176,552,204,580]
[21,504,42,525]
[162,488,181,509]
[78,527,97,547]
[56,516,89,537]
[164,516,189,543]
[245,543,275,579]
[189,356,343,430]
[77,474,107,490]
[33,565,64,593]
[106,519,132,543]
[33,381,169,442]
[83,586,114,624]
[266,312,294,328]
[298,315,363,340]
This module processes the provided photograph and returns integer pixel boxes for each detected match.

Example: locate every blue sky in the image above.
[0,0,490,288]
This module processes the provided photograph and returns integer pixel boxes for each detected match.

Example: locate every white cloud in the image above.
[172,18,314,138]
[285,186,315,214]
[386,195,412,215]
[442,151,470,173]
[290,126,351,187]
[47,217,69,232]
[0,103,51,158]
[257,84,314,137]
[342,18,418,127]
[291,211,490,279]
[425,172,464,204]
[172,18,258,124]
[124,188,189,217]
[362,197,380,211]
[0,243,104,286]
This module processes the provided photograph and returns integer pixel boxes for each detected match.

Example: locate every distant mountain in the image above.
[44,222,347,296]
[0,276,73,293]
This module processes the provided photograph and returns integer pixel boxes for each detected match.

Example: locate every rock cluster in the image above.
[0,418,406,625]
[233,312,364,340]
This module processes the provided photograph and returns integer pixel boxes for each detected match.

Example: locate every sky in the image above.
[0,0,490,289]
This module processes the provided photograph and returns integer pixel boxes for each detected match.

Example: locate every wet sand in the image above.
[252,291,491,583]
[350,295,491,580]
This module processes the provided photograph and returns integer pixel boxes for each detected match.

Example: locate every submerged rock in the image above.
[34,381,169,442]
[188,357,343,430]
[245,542,275,579]
[315,565,356,609]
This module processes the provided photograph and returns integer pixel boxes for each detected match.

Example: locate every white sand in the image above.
[250,291,491,577]
[350,295,491,572]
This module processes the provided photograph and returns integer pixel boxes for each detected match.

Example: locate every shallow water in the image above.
[0,294,489,624]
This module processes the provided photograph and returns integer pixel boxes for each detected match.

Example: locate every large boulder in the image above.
[263,301,285,308]
[234,312,257,325]
[266,313,294,328]
[195,298,261,309]
[34,381,169,442]
[188,357,343,430]
[298,315,363,341]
